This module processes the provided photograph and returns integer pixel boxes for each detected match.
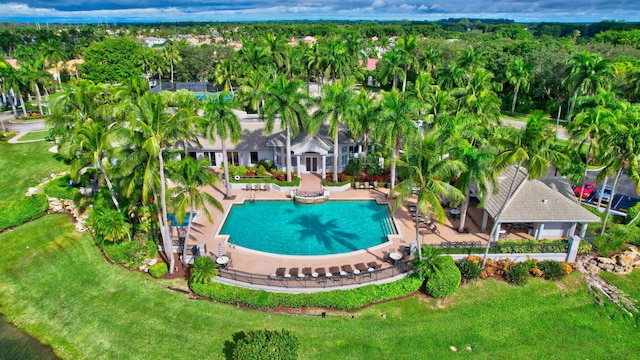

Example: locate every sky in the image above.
[1,0,640,23]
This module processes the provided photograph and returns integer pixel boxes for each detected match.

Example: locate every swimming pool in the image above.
[220,201,396,256]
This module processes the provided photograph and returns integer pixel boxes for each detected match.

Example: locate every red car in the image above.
[573,182,596,198]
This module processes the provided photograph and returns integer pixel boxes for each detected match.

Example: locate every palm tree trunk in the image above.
[415,207,423,264]
[511,84,519,113]
[578,143,593,201]
[600,167,623,236]
[333,131,339,182]
[97,159,121,212]
[35,83,44,116]
[363,132,369,160]
[392,71,398,90]
[286,126,292,182]
[182,207,194,266]
[402,65,408,92]
[19,93,28,119]
[390,135,399,190]
[170,61,174,83]
[568,88,579,121]
[597,176,608,208]
[8,88,18,118]
[458,188,470,232]
[222,138,232,198]
[158,151,175,274]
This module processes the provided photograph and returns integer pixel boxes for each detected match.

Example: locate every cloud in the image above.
[1,0,639,22]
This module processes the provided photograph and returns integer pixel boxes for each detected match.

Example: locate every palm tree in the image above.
[391,132,465,262]
[261,33,289,76]
[352,89,381,160]
[377,49,404,90]
[214,59,236,95]
[119,92,200,274]
[395,34,418,92]
[564,51,614,119]
[313,79,357,182]
[90,208,131,243]
[163,43,181,83]
[378,89,419,190]
[237,69,268,115]
[168,157,223,266]
[596,103,640,233]
[202,92,242,199]
[506,58,531,114]
[261,74,311,182]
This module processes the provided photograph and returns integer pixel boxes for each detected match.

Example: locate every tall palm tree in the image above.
[596,103,640,233]
[377,49,404,90]
[313,79,357,182]
[163,43,181,83]
[261,33,289,76]
[352,89,381,160]
[119,92,200,274]
[564,51,614,119]
[378,89,419,190]
[202,92,242,199]
[214,58,236,95]
[395,34,418,92]
[261,74,311,182]
[237,69,268,115]
[391,132,465,262]
[506,58,531,114]
[167,157,223,266]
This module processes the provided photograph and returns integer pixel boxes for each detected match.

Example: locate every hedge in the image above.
[424,257,461,298]
[0,194,48,231]
[190,276,422,310]
[42,175,81,200]
[233,329,299,360]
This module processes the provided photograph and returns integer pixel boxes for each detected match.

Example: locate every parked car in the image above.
[594,185,613,203]
[573,182,596,199]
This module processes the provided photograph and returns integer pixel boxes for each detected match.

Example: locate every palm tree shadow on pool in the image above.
[289,214,360,252]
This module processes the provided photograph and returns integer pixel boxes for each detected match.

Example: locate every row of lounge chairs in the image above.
[244,184,270,191]
[270,262,382,281]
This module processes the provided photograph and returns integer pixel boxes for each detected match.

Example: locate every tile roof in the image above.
[484,166,600,223]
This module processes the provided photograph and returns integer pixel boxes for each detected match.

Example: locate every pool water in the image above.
[220,201,396,255]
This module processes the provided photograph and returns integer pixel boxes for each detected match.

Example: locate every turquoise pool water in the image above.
[220,201,396,256]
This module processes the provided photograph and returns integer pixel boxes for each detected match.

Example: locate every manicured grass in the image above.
[600,268,640,304]
[0,141,65,202]
[0,215,638,359]
[17,130,50,142]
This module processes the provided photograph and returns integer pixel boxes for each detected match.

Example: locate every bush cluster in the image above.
[496,239,570,253]
[593,224,634,256]
[102,239,157,268]
[537,260,566,280]
[42,175,81,200]
[0,194,48,231]
[232,329,299,360]
[0,130,17,141]
[190,256,218,284]
[504,263,529,286]
[190,276,422,310]
[477,257,571,283]
[425,257,461,298]
[149,263,168,278]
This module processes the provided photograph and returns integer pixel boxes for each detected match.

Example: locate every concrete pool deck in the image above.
[180,174,506,277]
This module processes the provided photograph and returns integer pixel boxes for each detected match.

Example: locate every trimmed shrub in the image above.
[190,256,218,284]
[102,240,157,268]
[149,263,168,278]
[538,260,566,281]
[190,276,422,310]
[258,159,276,171]
[457,258,482,281]
[233,329,299,360]
[0,130,17,141]
[504,263,529,286]
[42,175,81,200]
[0,194,48,231]
[425,257,461,298]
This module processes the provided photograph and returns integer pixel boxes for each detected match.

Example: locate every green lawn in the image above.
[16,130,50,142]
[600,268,640,304]
[0,215,638,359]
[0,141,65,202]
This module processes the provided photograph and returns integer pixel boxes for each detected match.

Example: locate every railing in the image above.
[218,261,412,289]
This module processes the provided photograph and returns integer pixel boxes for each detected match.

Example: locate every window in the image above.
[250,152,258,164]
[341,155,348,167]
[227,152,239,166]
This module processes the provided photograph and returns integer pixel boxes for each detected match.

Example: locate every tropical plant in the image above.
[262,74,311,182]
[201,92,242,198]
[506,58,531,113]
[424,256,461,298]
[564,51,614,119]
[190,256,218,284]
[504,262,529,286]
[90,208,131,243]
[163,43,181,83]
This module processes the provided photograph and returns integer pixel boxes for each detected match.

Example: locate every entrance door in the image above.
[305,157,311,173]
[312,157,318,172]
[305,157,318,172]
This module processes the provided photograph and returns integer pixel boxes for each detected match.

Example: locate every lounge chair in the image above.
[367,261,381,270]
[251,184,258,191]
[354,263,368,272]
[302,267,312,277]
[354,181,361,189]
[275,267,286,278]
[364,181,370,189]
[289,267,299,278]
[260,184,269,191]
[315,267,327,277]
[245,184,251,191]
[342,264,354,278]
[329,266,341,276]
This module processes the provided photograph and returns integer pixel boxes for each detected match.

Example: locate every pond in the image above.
[0,314,58,359]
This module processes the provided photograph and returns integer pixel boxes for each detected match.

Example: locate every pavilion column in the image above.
[536,223,544,240]
[481,211,488,231]
[322,155,326,179]
[494,222,501,243]
[297,155,301,173]
[568,222,577,237]
[579,223,588,238]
